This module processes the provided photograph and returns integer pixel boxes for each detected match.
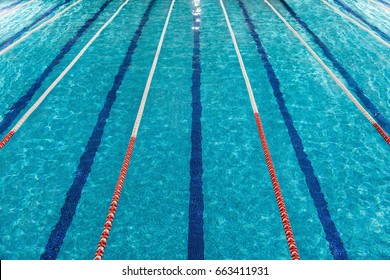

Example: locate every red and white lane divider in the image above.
[219,0,300,260]
[321,0,390,48]
[264,0,390,145]
[0,0,130,150]
[94,0,176,260]
[0,0,36,18]
[0,0,84,56]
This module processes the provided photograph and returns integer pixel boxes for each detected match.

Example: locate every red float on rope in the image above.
[0,131,14,149]
[255,113,300,260]
[94,137,136,260]
[94,0,176,259]
[220,0,300,259]
[373,123,390,145]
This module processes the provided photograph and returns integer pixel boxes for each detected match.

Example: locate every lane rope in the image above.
[0,1,23,12]
[0,0,73,50]
[332,0,390,41]
[237,0,348,259]
[94,0,176,260]
[0,0,114,137]
[370,0,390,11]
[220,0,300,260]
[321,0,390,48]
[264,0,390,145]
[276,0,390,135]
[39,0,152,260]
[0,0,131,150]
[0,0,83,56]
[0,0,35,17]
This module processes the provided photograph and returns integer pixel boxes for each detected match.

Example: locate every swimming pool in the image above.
[0,0,388,260]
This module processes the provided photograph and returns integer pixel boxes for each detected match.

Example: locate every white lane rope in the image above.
[219,0,300,259]
[0,0,130,149]
[321,0,390,48]
[94,0,176,260]
[369,0,390,11]
[0,0,83,56]
[263,0,390,143]
[219,0,258,113]
[130,0,176,138]
[0,0,36,18]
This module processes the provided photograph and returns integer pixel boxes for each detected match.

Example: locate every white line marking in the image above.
[0,0,83,56]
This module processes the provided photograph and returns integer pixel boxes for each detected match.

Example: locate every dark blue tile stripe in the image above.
[333,0,390,42]
[0,0,72,51]
[188,1,204,260]
[0,0,113,137]
[40,0,157,260]
[278,0,390,135]
[0,0,23,12]
[237,0,348,259]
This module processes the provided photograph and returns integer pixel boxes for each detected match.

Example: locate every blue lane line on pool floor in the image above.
[0,0,23,12]
[40,0,157,260]
[237,0,348,260]
[278,0,390,135]
[188,0,204,260]
[333,0,390,42]
[377,0,390,7]
[0,0,72,51]
[0,0,114,137]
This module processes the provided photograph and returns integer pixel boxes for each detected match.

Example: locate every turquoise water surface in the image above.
[0,0,389,260]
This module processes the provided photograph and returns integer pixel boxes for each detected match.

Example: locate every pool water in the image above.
[0,0,389,260]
